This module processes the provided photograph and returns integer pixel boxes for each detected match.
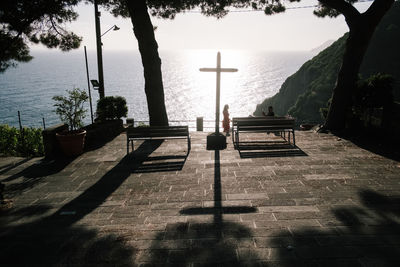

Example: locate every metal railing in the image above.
[132,118,217,131]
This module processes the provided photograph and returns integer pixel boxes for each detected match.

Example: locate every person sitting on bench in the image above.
[263,106,277,135]
[263,106,275,117]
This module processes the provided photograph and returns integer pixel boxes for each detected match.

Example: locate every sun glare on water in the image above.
[163,49,252,122]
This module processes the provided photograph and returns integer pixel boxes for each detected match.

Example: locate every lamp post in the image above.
[93,0,120,99]
[94,0,104,99]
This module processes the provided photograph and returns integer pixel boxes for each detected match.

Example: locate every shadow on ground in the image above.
[337,131,400,161]
[141,147,398,266]
[132,155,188,173]
[0,211,137,266]
[1,158,73,198]
[142,150,260,266]
[261,189,400,266]
[0,140,173,266]
[235,141,307,158]
[141,189,400,266]
[129,138,190,173]
[0,157,33,175]
[144,221,257,266]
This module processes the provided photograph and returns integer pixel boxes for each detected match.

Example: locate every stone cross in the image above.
[200,52,238,133]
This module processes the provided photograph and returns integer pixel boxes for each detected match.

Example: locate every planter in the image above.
[56,130,86,157]
[42,123,69,159]
[83,119,123,150]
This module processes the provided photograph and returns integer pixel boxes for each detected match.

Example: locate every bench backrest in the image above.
[232,116,295,131]
[233,117,294,126]
[127,126,189,138]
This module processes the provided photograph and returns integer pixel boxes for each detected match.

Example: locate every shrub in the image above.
[96,96,128,121]
[0,125,44,157]
[353,73,393,110]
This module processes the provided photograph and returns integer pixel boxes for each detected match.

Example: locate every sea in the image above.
[0,49,313,129]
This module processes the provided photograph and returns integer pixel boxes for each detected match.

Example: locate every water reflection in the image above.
[0,50,312,127]
[163,49,311,122]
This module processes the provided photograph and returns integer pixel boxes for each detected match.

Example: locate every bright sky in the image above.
[32,0,372,52]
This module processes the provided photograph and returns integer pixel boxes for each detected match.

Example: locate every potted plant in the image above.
[53,88,88,156]
[95,96,128,122]
[83,96,128,149]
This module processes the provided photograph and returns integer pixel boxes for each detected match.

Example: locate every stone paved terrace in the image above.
[1,131,400,266]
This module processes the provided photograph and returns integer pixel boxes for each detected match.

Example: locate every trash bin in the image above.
[126,118,134,127]
[196,117,203,131]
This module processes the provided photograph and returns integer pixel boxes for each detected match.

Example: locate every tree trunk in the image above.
[323,18,375,131]
[126,0,168,126]
[323,0,395,132]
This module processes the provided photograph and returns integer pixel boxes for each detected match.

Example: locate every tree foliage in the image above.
[0,0,82,72]
[96,0,302,19]
[53,88,88,131]
[96,96,128,121]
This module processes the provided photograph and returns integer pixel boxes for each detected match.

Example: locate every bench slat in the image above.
[128,132,188,138]
[238,126,294,131]
[126,125,191,154]
[237,124,294,127]
[127,126,188,137]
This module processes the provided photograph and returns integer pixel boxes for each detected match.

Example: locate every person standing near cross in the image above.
[200,52,238,150]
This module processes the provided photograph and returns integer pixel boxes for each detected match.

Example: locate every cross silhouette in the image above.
[180,151,256,232]
[200,52,238,134]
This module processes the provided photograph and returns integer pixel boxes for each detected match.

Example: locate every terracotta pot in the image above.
[56,130,86,157]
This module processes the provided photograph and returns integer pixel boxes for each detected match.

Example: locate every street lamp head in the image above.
[101,25,120,37]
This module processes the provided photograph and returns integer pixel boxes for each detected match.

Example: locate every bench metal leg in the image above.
[235,131,238,145]
[187,136,191,155]
[292,130,296,146]
[127,139,134,155]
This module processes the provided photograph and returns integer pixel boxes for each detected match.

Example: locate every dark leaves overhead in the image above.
[144,1,302,19]
[0,0,82,72]
[314,0,359,18]
[98,0,302,20]
[0,0,373,73]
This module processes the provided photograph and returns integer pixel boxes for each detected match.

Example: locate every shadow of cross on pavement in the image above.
[141,150,259,265]
[180,150,257,233]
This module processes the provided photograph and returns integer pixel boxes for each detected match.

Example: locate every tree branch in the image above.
[49,15,65,37]
[319,0,360,21]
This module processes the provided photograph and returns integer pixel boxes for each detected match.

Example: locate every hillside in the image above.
[254,2,400,124]
[310,39,335,54]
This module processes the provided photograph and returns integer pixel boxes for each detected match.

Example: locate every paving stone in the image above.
[258,206,320,213]
[1,131,399,266]
[295,246,362,259]
[227,193,269,200]
[255,219,321,228]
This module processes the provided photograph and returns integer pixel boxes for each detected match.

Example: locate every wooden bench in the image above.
[126,126,191,155]
[232,116,296,146]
